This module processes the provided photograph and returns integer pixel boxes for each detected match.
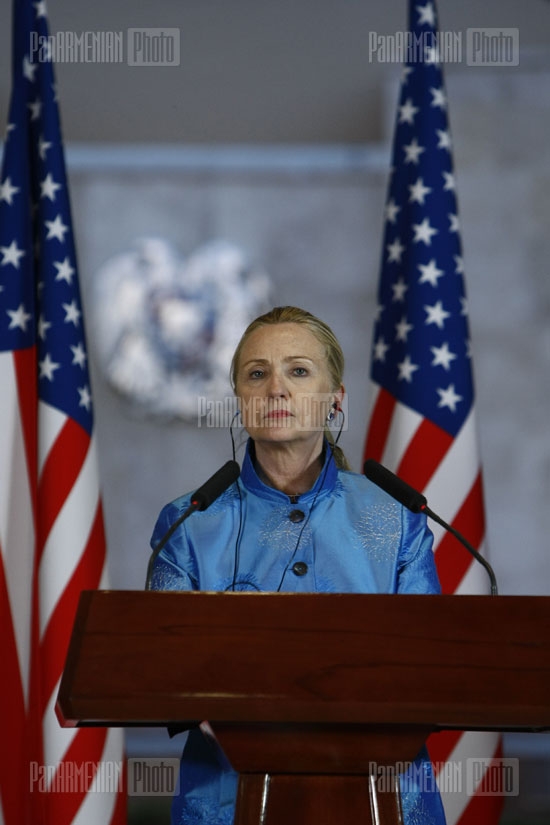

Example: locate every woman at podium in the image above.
[150,306,446,825]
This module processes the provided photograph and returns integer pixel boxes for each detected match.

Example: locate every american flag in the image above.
[363,2,504,823]
[0,1,126,823]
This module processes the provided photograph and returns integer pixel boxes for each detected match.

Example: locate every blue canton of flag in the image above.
[0,0,93,436]
[370,1,472,438]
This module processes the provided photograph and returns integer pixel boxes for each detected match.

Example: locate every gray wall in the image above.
[1,0,550,143]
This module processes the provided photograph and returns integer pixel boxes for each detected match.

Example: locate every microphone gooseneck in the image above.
[145,460,240,590]
[363,459,498,596]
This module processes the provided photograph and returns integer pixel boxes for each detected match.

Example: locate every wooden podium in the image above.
[56,591,550,824]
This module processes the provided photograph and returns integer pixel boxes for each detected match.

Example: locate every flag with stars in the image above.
[0,1,126,824]
[363,2,503,823]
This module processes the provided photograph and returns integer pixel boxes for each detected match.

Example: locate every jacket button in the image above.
[292,562,308,576]
[289,509,305,523]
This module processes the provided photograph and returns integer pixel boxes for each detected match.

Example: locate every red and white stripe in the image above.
[364,381,502,825]
[0,348,125,825]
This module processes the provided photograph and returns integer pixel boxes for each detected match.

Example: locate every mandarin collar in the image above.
[239,438,338,503]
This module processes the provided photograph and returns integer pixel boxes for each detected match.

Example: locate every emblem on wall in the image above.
[91,238,271,420]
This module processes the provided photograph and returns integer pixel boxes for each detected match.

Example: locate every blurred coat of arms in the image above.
[91,238,271,420]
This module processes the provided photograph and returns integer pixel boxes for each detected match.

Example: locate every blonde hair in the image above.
[231,306,350,470]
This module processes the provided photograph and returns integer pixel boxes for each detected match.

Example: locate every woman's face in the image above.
[234,323,343,447]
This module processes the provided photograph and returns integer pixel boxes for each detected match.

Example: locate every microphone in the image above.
[364,460,427,513]
[145,460,240,590]
[189,459,241,511]
[363,459,498,596]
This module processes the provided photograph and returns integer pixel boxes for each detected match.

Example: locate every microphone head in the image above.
[363,459,427,513]
[190,460,240,511]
